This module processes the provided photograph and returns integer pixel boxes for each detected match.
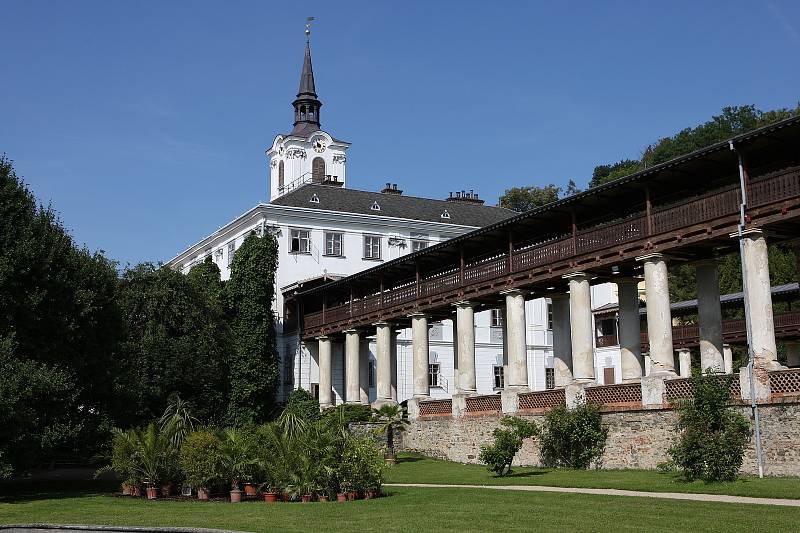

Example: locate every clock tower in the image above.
[267,27,350,201]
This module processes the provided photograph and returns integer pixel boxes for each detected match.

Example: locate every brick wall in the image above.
[400,401,800,476]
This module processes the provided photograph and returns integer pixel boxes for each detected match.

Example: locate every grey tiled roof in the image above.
[271,184,515,227]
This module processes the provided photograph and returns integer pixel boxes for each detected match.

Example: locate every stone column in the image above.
[390,328,399,401]
[564,273,595,383]
[787,341,800,368]
[373,322,395,406]
[617,279,643,382]
[317,336,333,408]
[344,330,360,404]
[678,348,692,378]
[503,289,529,391]
[410,313,431,399]
[551,293,573,387]
[359,340,370,404]
[455,301,477,394]
[696,260,725,373]
[452,317,459,391]
[723,344,734,374]
[735,229,781,369]
[638,253,676,376]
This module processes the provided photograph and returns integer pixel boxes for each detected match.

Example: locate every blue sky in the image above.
[2,1,798,266]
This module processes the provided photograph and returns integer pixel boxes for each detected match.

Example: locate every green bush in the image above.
[323,403,373,426]
[666,373,750,482]
[539,404,607,469]
[179,429,222,489]
[478,416,538,476]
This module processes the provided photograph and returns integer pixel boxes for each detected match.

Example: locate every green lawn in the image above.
[385,453,800,499]
[1,480,799,533]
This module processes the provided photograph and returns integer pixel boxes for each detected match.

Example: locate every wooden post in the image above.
[508,231,514,273]
[322,293,327,324]
[571,209,577,255]
[416,262,421,298]
[380,274,385,307]
[645,186,652,236]
[460,247,465,286]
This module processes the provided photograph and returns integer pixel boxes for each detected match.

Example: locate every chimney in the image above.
[381,182,403,195]
[446,188,484,204]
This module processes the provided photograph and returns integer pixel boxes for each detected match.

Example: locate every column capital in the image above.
[372,321,390,327]
[562,271,590,281]
[615,277,641,287]
[729,228,764,239]
[315,335,331,341]
[500,288,529,297]
[693,258,720,268]
[635,252,666,263]
[407,312,430,319]
[342,328,360,334]
[452,300,475,309]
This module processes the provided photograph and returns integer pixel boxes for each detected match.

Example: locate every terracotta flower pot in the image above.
[146,486,159,500]
[161,483,172,497]
[364,490,374,500]
[230,489,242,503]
[336,493,347,502]
[244,483,257,496]
[347,491,358,501]
[121,483,131,496]
[197,487,210,500]
[282,492,290,502]
[318,495,329,502]
[131,485,142,497]
[301,494,312,503]
[263,492,278,503]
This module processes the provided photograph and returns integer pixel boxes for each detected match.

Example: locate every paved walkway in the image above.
[385,483,800,507]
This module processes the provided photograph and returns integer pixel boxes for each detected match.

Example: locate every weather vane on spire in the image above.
[305,17,315,42]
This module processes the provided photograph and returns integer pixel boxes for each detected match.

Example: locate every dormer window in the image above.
[371,201,381,211]
[441,209,451,219]
[310,194,320,204]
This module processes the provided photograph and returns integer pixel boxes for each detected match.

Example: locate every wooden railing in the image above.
[304,167,800,333]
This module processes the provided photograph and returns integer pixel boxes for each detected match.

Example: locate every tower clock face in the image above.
[313,139,326,153]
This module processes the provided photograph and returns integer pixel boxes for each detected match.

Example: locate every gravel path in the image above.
[385,483,800,507]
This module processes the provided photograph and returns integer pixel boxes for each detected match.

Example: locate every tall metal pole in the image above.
[730,140,764,478]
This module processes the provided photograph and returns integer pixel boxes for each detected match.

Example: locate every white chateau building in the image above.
[167,36,624,405]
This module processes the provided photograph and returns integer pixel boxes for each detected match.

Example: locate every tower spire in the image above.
[291,17,322,137]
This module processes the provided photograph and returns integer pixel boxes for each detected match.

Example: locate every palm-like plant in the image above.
[131,423,173,487]
[218,428,258,491]
[372,404,409,464]
[159,396,198,447]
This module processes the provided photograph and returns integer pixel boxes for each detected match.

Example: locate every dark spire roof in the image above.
[290,40,323,137]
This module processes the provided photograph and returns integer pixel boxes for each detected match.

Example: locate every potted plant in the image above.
[130,423,172,500]
[243,482,257,497]
[179,429,222,501]
[372,404,409,464]
[95,428,140,497]
[218,428,258,503]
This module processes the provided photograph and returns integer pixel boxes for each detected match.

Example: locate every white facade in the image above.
[267,130,350,201]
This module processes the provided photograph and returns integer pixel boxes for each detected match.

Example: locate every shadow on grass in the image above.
[504,470,549,479]
[0,479,118,503]
[395,456,426,464]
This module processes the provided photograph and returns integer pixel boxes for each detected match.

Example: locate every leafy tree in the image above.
[589,159,644,188]
[499,180,580,212]
[665,373,749,482]
[478,416,538,476]
[114,263,232,427]
[226,232,280,426]
[539,404,608,469]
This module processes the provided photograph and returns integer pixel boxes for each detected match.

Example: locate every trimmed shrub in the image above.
[179,429,222,489]
[666,373,749,482]
[478,416,538,476]
[539,404,607,469]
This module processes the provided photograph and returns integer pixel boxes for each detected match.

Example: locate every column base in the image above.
[622,377,642,384]
[739,366,771,401]
[501,389,520,414]
[506,385,530,393]
[371,398,398,409]
[565,383,589,408]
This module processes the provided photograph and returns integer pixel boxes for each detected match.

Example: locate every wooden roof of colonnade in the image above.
[298,116,800,339]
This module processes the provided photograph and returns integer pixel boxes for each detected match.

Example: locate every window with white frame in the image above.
[363,235,381,260]
[226,242,235,268]
[429,363,440,387]
[325,232,343,256]
[491,308,503,327]
[290,228,311,253]
[493,365,505,389]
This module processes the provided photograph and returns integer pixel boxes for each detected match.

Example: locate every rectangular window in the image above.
[493,365,505,389]
[290,228,311,253]
[283,345,294,384]
[325,232,343,256]
[545,368,555,390]
[411,240,428,252]
[547,302,553,330]
[368,361,375,388]
[491,309,503,328]
[363,235,381,260]
[429,363,440,388]
[227,241,235,268]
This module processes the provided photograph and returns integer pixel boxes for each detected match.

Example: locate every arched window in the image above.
[312,157,325,183]
[278,160,285,189]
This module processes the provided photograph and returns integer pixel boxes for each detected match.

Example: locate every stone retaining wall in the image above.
[400,401,800,476]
